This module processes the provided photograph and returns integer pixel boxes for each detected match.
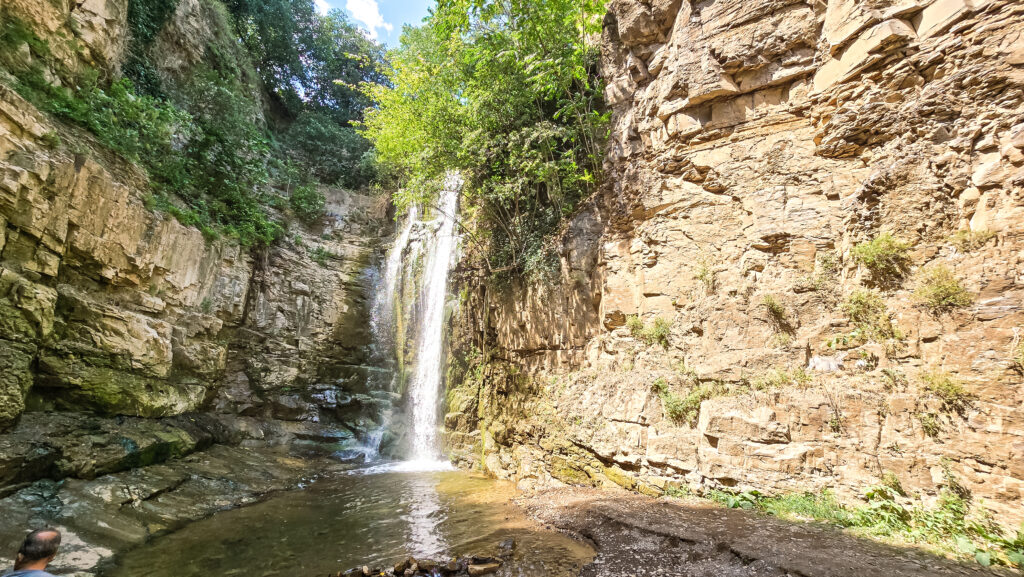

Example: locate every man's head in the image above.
[14,528,61,570]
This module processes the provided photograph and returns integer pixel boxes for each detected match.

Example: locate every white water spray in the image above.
[407,174,461,465]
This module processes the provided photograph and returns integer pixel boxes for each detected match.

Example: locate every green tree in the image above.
[362,0,608,281]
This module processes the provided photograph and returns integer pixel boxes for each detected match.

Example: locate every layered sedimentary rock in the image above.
[0,0,389,499]
[448,0,1024,529]
[0,0,391,568]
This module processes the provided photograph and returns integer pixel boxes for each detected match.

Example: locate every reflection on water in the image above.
[402,474,447,558]
[103,470,592,577]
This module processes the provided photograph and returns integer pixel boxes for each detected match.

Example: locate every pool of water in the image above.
[102,467,594,577]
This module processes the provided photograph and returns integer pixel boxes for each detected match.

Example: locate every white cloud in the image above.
[345,0,393,40]
[314,0,331,14]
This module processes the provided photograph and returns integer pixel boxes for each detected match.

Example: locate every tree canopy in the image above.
[361,0,608,281]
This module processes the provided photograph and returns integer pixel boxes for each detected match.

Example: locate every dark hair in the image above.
[18,529,61,561]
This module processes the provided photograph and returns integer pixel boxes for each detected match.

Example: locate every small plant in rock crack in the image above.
[914,266,972,314]
[949,229,997,252]
[309,245,335,266]
[761,295,793,334]
[694,263,716,295]
[1010,329,1023,374]
[752,368,812,391]
[800,250,840,292]
[652,378,725,426]
[881,368,907,391]
[842,289,903,342]
[627,315,671,348]
[918,412,941,438]
[851,232,913,286]
[922,370,974,415]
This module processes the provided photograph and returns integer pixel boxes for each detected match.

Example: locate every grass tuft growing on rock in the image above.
[705,485,1024,568]
[1013,335,1024,374]
[851,233,912,284]
[627,316,671,348]
[761,295,793,335]
[918,412,941,438]
[914,266,972,313]
[651,378,725,427]
[751,368,812,391]
[949,229,997,252]
[842,289,902,342]
[694,264,716,294]
[922,370,973,414]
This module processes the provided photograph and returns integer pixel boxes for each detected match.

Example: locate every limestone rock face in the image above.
[448,0,1024,530]
[2,0,129,78]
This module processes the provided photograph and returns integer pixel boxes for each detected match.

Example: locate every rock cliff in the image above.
[447,0,1024,530]
[0,0,388,502]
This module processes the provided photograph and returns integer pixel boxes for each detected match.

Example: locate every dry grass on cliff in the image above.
[949,229,997,252]
[914,266,973,314]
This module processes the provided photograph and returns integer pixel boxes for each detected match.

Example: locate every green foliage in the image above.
[949,229,996,252]
[922,370,973,414]
[918,412,941,438]
[842,289,902,342]
[664,485,691,499]
[627,316,671,348]
[759,491,854,526]
[761,295,792,334]
[694,263,715,294]
[309,245,334,266]
[281,111,375,187]
[289,184,326,222]
[851,233,912,284]
[752,368,812,390]
[223,0,385,121]
[1,5,387,245]
[914,266,972,313]
[652,379,726,426]
[705,484,1024,568]
[881,368,907,391]
[361,0,608,281]
[123,0,180,95]
[708,489,763,511]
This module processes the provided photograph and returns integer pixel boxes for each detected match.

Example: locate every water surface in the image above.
[104,469,593,577]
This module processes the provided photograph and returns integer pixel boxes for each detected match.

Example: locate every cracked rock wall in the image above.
[0,0,387,436]
[447,0,1024,529]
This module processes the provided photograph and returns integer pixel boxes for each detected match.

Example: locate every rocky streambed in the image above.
[2,442,1014,577]
[520,488,1014,577]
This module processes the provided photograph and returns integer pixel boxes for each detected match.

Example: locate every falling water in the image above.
[362,173,461,469]
[371,204,418,351]
[407,173,461,465]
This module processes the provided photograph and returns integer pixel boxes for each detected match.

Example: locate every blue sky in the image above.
[314,0,433,46]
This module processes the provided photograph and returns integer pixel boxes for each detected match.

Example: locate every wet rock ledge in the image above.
[335,540,517,577]
[334,555,506,577]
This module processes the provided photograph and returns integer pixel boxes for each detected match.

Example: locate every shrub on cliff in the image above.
[922,370,973,414]
[289,184,326,222]
[914,266,972,313]
[842,290,902,342]
[627,316,671,348]
[851,233,912,284]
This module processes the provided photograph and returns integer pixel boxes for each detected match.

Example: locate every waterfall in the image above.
[371,204,418,351]
[407,174,461,464]
[362,173,461,470]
